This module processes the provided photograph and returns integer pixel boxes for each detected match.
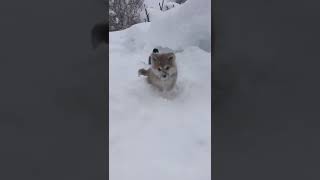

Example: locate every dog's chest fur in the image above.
[147,69,177,91]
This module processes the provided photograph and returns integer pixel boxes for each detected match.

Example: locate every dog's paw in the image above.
[138,69,147,76]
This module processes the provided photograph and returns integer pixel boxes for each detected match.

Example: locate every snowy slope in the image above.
[143,0,178,8]
[109,0,211,179]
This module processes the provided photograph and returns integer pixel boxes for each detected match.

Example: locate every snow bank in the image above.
[142,0,211,52]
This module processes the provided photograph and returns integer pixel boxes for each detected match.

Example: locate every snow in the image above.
[143,0,172,8]
[109,0,211,179]
[140,0,210,52]
[140,0,181,22]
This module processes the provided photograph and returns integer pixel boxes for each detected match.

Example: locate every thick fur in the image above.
[139,52,178,91]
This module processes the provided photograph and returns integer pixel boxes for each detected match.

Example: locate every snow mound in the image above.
[142,0,211,52]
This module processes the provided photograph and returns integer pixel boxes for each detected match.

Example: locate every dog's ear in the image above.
[91,22,108,49]
[167,52,175,61]
[167,53,175,65]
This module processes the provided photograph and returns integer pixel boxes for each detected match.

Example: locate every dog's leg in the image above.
[138,69,149,76]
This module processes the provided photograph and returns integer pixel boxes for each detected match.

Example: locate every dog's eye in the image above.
[158,67,162,71]
[165,66,170,70]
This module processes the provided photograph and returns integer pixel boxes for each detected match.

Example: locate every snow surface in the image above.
[109,0,211,179]
[140,0,211,52]
[140,0,180,24]
[143,0,174,8]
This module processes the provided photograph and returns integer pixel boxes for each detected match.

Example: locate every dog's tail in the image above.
[91,22,108,49]
[148,48,159,64]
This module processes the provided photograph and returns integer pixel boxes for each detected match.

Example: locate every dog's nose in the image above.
[162,75,167,78]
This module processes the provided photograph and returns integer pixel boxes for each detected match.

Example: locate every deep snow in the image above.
[109,0,211,179]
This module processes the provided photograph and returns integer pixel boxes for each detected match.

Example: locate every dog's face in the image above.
[150,52,176,80]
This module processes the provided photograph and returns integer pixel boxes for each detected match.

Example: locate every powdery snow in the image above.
[143,0,177,8]
[144,0,211,52]
[109,0,211,179]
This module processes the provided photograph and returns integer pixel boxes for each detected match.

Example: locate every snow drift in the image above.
[139,0,211,52]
